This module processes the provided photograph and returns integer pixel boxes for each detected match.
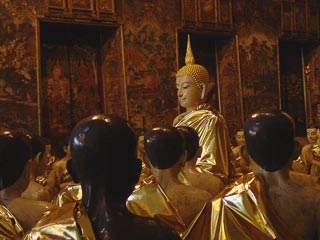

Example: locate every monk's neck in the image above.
[152,167,181,191]
[0,175,29,206]
[182,161,198,175]
[255,167,290,190]
[82,184,129,240]
[186,106,197,112]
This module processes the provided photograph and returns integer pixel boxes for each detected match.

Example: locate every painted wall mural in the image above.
[239,33,279,118]
[308,46,320,125]
[235,0,280,119]
[0,0,319,146]
[102,28,127,119]
[0,1,38,133]
[41,44,101,148]
[279,45,306,136]
[217,37,243,138]
[123,0,179,132]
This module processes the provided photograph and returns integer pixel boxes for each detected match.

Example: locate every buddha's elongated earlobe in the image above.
[200,83,206,100]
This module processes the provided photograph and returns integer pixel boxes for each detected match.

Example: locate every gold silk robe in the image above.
[127,179,186,235]
[174,104,231,180]
[310,143,320,176]
[23,202,96,240]
[183,173,302,240]
[0,204,23,240]
[54,183,82,207]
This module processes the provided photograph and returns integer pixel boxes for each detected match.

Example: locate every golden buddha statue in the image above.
[183,111,320,240]
[128,127,212,236]
[173,35,232,181]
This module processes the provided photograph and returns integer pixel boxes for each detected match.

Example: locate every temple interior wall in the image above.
[0,0,319,148]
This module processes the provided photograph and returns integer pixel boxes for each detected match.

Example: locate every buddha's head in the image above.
[176,35,211,112]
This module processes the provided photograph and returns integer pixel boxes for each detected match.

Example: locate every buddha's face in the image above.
[235,131,245,147]
[176,75,203,111]
[307,128,317,144]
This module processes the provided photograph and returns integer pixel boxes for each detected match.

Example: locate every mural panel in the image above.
[235,0,280,119]
[41,44,101,148]
[102,28,127,119]
[308,46,320,124]
[0,1,38,134]
[123,0,179,131]
[279,45,306,136]
[217,37,243,137]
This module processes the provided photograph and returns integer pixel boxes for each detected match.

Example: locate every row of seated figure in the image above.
[1,110,320,240]
[292,125,320,176]
[0,34,319,239]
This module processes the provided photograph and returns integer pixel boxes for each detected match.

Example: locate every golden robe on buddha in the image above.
[0,204,24,240]
[174,103,230,180]
[23,202,95,240]
[183,172,301,240]
[127,179,186,235]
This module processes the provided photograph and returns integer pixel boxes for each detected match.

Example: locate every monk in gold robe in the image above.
[1,134,56,232]
[128,127,212,236]
[184,111,320,240]
[173,35,232,181]
[0,132,27,239]
[300,126,320,176]
[25,114,180,240]
[176,126,224,197]
[23,202,95,240]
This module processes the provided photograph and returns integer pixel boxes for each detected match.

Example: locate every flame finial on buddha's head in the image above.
[176,34,209,89]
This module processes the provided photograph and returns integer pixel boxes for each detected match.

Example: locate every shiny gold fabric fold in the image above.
[174,104,230,180]
[183,173,302,240]
[127,180,186,235]
[310,143,320,175]
[23,202,95,240]
[0,204,24,240]
[177,172,192,186]
[134,159,153,190]
[54,183,82,208]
